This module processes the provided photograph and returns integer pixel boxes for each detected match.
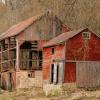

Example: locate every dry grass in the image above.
[0,87,100,100]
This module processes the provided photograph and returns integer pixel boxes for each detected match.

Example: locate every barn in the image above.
[43,28,100,94]
[0,11,70,90]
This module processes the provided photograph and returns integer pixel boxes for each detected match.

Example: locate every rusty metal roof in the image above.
[0,11,49,40]
[43,28,100,47]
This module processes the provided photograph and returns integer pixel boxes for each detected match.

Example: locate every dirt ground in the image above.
[0,87,100,100]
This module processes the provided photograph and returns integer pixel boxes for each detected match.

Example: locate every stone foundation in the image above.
[16,70,43,89]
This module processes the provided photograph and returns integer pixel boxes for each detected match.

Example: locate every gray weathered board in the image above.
[76,62,100,88]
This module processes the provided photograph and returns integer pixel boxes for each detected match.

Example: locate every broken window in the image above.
[52,48,55,54]
[28,71,35,78]
[39,51,42,69]
[20,41,41,70]
[0,37,16,72]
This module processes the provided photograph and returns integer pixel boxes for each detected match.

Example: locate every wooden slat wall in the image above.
[76,62,100,88]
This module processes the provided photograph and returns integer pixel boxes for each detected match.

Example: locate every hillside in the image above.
[0,0,100,34]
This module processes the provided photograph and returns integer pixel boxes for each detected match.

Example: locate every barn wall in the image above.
[66,30,100,61]
[0,71,16,90]
[76,62,100,88]
[43,44,65,80]
[17,15,53,41]
[17,15,70,43]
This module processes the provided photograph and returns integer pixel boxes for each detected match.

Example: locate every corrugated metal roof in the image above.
[43,28,100,47]
[0,11,49,40]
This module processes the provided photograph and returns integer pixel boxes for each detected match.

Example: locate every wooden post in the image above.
[8,38,10,71]
[1,41,3,72]
[16,39,20,71]
[62,41,67,83]
[37,50,39,70]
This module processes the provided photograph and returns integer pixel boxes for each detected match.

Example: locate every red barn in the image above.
[43,28,100,93]
[0,11,70,90]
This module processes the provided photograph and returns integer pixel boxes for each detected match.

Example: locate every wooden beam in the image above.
[8,38,10,71]
[52,59,100,63]
[0,47,16,53]
[16,39,20,71]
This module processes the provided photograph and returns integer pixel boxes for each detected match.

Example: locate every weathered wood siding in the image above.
[17,15,70,42]
[66,29,100,61]
[17,15,53,41]
[43,44,65,80]
[76,62,100,88]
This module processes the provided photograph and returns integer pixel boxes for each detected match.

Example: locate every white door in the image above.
[53,63,58,83]
[59,62,64,84]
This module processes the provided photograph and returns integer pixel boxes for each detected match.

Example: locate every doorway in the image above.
[50,63,59,84]
[64,62,76,83]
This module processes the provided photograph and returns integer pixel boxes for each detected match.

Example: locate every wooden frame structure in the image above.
[0,36,42,74]
[0,36,16,72]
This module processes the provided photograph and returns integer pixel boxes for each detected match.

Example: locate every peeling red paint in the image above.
[66,31,100,61]
[64,62,76,83]
[43,44,65,80]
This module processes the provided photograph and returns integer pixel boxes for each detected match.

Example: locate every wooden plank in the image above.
[53,59,100,63]
[59,62,64,84]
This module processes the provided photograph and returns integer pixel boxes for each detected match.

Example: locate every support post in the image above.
[16,39,20,71]
[1,41,3,72]
[8,38,10,71]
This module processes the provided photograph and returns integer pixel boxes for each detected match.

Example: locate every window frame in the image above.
[82,32,91,40]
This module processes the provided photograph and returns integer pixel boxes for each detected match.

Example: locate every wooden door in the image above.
[53,63,58,84]
[59,62,64,83]
[64,62,76,83]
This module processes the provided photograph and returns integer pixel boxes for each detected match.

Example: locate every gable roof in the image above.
[43,28,100,47]
[0,11,50,40]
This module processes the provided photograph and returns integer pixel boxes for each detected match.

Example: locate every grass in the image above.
[0,95,13,100]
